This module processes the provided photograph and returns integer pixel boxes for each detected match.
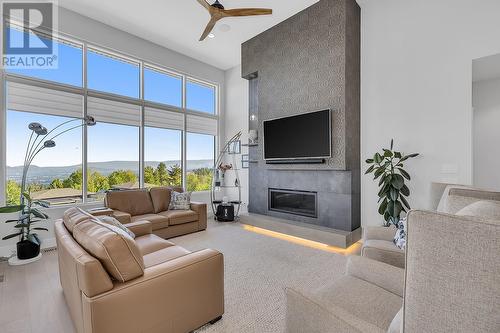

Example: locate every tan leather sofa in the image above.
[55,207,224,333]
[105,187,207,239]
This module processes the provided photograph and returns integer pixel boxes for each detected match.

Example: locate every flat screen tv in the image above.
[263,109,331,160]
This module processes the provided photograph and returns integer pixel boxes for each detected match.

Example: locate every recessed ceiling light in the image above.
[208,33,215,39]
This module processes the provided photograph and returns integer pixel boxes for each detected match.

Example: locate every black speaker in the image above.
[215,203,235,222]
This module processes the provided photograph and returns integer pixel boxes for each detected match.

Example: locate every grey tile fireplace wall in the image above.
[241,0,360,232]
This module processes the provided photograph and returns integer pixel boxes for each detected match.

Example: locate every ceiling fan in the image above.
[196,0,272,41]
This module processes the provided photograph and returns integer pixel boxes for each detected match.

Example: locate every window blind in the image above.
[144,106,184,130]
[186,114,217,136]
[87,97,140,126]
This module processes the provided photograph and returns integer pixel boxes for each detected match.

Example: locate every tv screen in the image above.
[263,109,331,160]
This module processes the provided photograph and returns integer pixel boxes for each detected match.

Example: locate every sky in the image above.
[6,28,215,168]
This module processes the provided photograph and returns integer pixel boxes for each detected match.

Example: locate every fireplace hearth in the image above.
[268,188,317,218]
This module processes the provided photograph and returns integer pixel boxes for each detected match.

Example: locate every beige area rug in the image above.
[172,221,349,333]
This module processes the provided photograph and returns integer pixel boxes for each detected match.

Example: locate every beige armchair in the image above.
[286,209,500,332]
[362,185,500,268]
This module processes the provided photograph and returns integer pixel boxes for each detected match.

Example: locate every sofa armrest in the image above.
[363,225,396,242]
[190,201,207,230]
[82,249,224,333]
[111,210,131,224]
[125,220,152,237]
[346,255,404,297]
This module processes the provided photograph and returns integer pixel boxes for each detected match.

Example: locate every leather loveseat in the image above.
[105,187,207,239]
[55,207,224,333]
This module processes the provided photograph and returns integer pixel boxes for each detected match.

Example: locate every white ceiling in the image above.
[58,0,319,70]
[473,53,500,82]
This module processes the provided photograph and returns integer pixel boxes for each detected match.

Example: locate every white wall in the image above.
[359,0,500,226]
[0,7,225,257]
[473,78,500,190]
[223,65,249,212]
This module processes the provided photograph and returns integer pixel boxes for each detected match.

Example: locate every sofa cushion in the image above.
[134,234,175,255]
[159,210,198,226]
[97,215,135,238]
[149,187,172,213]
[63,207,94,233]
[387,307,402,333]
[106,190,154,216]
[73,218,145,282]
[169,191,191,210]
[310,275,402,331]
[131,214,169,230]
[362,240,405,269]
[456,200,500,220]
[143,246,191,268]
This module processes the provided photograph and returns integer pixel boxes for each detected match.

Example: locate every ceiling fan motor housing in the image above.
[211,0,224,10]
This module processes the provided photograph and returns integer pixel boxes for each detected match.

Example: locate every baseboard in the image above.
[240,213,361,248]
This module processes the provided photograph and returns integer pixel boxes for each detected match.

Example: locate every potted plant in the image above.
[365,139,419,227]
[1,192,49,260]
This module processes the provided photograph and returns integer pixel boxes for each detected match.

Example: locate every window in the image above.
[87,122,139,201]
[3,33,220,206]
[144,127,182,187]
[6,111,82,206]
[6,28,83,87]
[186,133,215,192]
[87,49,139,98]
[144,68,182,107]
[186,80,216,114]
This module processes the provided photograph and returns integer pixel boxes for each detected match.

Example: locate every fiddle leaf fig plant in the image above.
[365,139,419,227]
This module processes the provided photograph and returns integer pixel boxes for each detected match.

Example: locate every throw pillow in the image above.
[393,217,407,250]
[169,191,192,210]
[456,200,500,220]
[97,215,135,239]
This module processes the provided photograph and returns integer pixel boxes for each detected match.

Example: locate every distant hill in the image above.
[7,160,213,184]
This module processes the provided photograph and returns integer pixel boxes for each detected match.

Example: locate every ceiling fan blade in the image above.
[222,8,272,17]
[199,17,219,41]
[196,0,211,11]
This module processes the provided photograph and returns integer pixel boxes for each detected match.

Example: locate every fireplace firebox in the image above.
[268,188,317,218]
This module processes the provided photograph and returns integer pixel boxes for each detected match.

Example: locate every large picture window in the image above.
[6,111,83,206]
[3,34,219,206]
[186,132,215,192]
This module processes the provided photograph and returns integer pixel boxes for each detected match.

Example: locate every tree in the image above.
[108,170,137,186]
[6,180,21,205]
[63,169,83,190]
[144,166,156,185]
[87,171,110,193]
[155,162,169,186]
[187,168,212,192]
[50,178,64,189]
[168,164,182,186]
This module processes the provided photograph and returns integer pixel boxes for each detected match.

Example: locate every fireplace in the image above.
[268,188,318,218]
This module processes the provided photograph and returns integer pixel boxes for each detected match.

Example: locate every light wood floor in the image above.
[0,250,76,333]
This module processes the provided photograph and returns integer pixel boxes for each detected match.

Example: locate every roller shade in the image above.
[144,106,184,130]
[7,82,83,118]
[87,97,140,126]
[186,114,217,136]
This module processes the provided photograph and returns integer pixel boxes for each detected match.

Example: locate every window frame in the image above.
[1,31,219,207]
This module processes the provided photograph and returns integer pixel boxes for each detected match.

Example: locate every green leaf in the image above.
[0,205,24,213]
[394,151,402,158]
[392,201,402,218]
[30,208,49,219]
[5,219,20,223]
[390,139,394,150]
[374,153,383,164]
[390,187,399,201]
[22,192,32,202]
[383,149,393,158]
[365,158,374,164]
[384,211,391,223]
[400,195,411,210]
[2,232,22,240]
[378,175,387,186]
[365,165,375,174]
[391,174,405,190]
[32,227,48,232]
[14,223,30,228]
[378,183,390,198]
[398,168,411,180]
[401,184,410,196]
[374,167,385,179]
[406,153,419,158]
[378,199,388,215]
